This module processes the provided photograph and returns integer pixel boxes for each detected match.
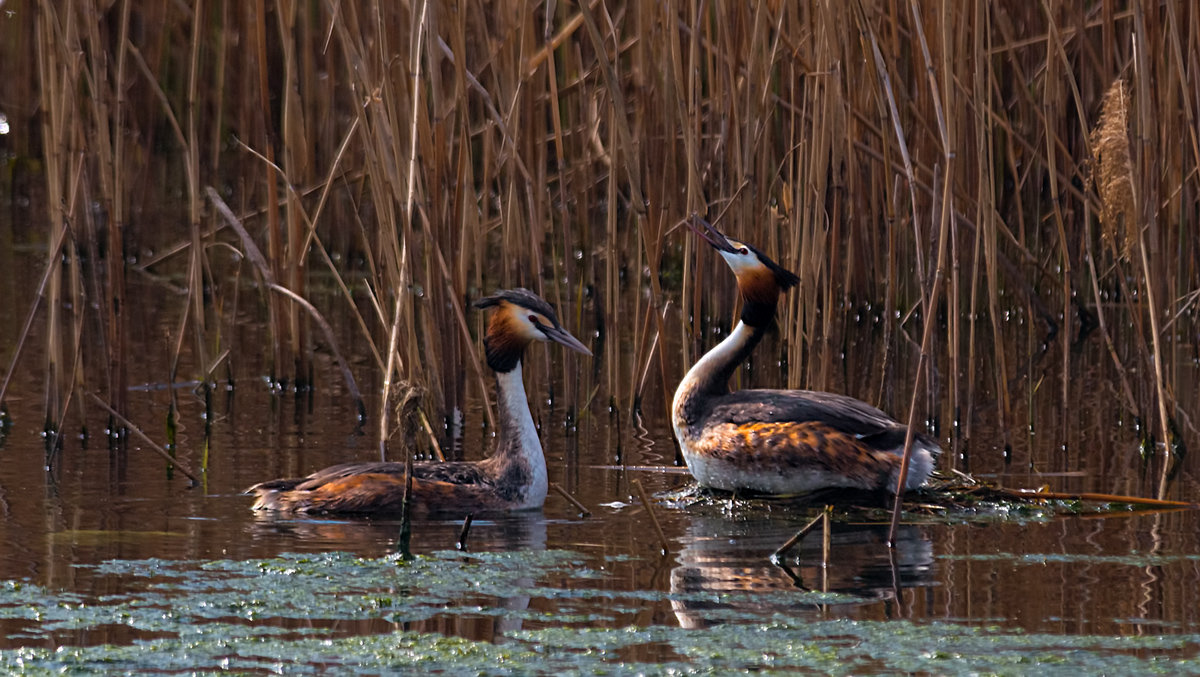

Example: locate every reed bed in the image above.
[0,1,1196,496]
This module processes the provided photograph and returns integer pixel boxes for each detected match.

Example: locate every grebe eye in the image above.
[739,247,749,255]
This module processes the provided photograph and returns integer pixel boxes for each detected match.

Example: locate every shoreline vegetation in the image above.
[0,2,1196,499]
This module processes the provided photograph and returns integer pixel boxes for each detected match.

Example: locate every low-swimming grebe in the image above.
[247,288,591,515]
[672,217,938,495]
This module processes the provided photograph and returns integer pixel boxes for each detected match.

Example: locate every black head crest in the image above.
[474,288,590,372]
[745,243,799,290]
[474,288,561,325]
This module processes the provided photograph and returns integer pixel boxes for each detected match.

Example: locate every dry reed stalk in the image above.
[86,392,200,484]
[386,0,430,461]
[180,0,210,456]
[964,0,991,460]
[82,0,132,425]
[276,0,312,388]
[888,1,955,545]
[632,478,669,556]
[1040,6,1090,461]
[771,509,825,562]
[820,505,831,592]
[1126,14,1179,497]
[1089,77,1178,496]
[32,0,85,436]
[455,514,473,551]
[578,0,668,422]
[7,1,1200,491]
[206,188,365,416]
[549,482,592,517]
[249,0,284,385]
[943,2,963,446]
[328,0,426,455]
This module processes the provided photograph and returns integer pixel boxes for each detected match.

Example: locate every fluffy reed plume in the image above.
[1089,80,1137,261]
[1088,76,1183,497]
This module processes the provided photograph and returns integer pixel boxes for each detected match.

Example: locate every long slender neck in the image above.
[490,362,547,506]
[687,320,766,396]
[673,320,766,429]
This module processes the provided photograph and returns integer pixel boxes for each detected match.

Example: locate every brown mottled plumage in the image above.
[247,288,590,516]
[672,217,938,495]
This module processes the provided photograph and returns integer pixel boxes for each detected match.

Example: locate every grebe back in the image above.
[672,217,938,495]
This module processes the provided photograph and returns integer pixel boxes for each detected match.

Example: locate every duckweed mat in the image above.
[0,550,1196,674]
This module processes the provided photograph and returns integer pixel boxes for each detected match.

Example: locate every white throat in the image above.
[495,362,548,507]
[672,321,755,432]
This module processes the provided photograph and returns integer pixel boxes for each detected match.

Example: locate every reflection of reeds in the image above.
[1,3,1197,490]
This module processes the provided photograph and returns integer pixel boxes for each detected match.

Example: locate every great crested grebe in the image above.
[672,216,938,495]
[247,288,591,515]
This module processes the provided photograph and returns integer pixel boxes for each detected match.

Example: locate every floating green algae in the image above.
[509,619,1200,674]
[0,618,1196,675]
[1,550,1198,674]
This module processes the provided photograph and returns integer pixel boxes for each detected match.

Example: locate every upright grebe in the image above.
[247,288,591,515]
[672,217,938,495]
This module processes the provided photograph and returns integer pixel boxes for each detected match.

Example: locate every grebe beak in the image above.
[685,214,738,254]
[542,324,592,356]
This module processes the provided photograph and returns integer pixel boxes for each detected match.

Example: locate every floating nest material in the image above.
[657,468,1197,523]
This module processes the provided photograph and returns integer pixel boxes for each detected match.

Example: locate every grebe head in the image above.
[473,288,591,372]
[686,215,799,324]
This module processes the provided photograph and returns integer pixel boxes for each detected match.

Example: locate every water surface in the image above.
[0,238,1198,673]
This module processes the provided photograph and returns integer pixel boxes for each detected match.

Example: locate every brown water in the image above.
[0,234,1199,669]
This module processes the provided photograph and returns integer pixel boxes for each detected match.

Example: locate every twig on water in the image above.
[771,508,826,563]
[85,392,200,485]
[633,479,669,556]
[550,482,591,517]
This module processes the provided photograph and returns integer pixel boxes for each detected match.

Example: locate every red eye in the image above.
[739,247,749,255]
[529,315,538,324]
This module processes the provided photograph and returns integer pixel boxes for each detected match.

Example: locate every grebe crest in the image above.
[247,287,590,515]
[672,216,938,495]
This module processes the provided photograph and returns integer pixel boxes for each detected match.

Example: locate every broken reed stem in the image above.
[549,482,591,517]
[888,161,953,546]
[418,410,446,462]
[397,444,415,560]
[1001,488,1198,510]
[771,510,825,562]
[85,392,201,484]
[455,514,473,551]
[207,187,366,421]
[0,221,71,407]
[821,505,831,591]
[268,284,366,420]
[632,479,668,556]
